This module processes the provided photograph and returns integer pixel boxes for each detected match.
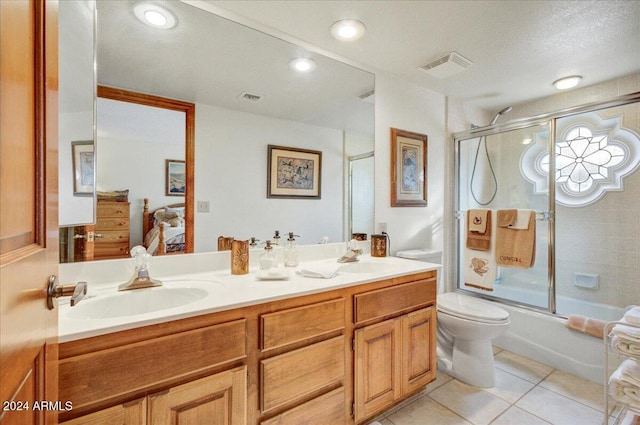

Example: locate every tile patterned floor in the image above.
[368,347,618,425]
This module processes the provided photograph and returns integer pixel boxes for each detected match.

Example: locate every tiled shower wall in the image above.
[510,74,640,310]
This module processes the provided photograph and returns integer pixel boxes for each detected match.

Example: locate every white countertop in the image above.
[58,252,440,343]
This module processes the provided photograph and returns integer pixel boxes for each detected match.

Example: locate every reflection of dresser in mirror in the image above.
[94,201,131,260]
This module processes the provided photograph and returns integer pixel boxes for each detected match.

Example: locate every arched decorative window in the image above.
[521,112,640,206]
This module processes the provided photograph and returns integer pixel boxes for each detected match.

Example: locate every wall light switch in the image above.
[197,201,210,213]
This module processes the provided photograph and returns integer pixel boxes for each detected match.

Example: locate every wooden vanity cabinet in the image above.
[58,270,437,425]
[353,276,437,423]
[58,317,248,424]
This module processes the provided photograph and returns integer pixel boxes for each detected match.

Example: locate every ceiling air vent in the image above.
[239,92,262,102]
[419,52,473,78]
[358,89,375,104]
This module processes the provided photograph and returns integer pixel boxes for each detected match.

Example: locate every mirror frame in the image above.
[97,85,195,253]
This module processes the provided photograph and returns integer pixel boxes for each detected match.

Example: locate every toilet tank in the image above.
[396,249,442,264]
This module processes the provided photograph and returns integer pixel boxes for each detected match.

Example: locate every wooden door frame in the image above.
[96,86,195,254]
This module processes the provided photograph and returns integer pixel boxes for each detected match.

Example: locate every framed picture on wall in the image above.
[390,128,428,207]
[267,145,322,199]
[166,159,186,196]
[72,140,95,196]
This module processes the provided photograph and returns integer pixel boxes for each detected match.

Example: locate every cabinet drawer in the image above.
[97,202,130,217]
[354,279,436,324]
[95,230,129,244]
[95,217,129,231]
[260,336,344,413]
[260,386,345,425]
[94,243,129,258]
[59,319,246,410]
[261,298,344,350]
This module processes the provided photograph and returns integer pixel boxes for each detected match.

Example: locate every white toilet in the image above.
[396,249,510,388]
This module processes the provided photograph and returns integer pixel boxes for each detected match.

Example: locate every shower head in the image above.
[489,106,512,126]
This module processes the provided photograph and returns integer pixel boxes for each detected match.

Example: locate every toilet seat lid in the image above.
[437,292,509,322]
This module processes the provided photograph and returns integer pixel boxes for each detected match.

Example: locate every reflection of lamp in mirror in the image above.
[133,2,177,29]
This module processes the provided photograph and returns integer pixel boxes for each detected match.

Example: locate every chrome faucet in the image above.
[338,239,363,263]
[118,246,162,291]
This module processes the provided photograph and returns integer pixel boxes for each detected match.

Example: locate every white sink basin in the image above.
[338,261,398,274]
[66,285,210,320]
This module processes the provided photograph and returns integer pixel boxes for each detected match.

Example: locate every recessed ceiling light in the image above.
[289,58,317,73]
[330,19,366,41]
[553,75,583,90]
[133,2,176,29]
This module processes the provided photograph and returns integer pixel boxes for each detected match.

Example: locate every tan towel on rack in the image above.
[497,209,517,227]
[495,209,536,268]
[464,210,498,291]
[466,209,492,251]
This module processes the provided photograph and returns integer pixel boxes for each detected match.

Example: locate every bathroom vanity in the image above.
[57,252,438,424]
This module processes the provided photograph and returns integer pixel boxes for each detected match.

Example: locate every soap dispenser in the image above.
[284,232,300,267]
[260,240,277,270]
[272,230,281,246]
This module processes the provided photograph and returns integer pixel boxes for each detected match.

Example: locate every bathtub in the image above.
[457,288,624,384]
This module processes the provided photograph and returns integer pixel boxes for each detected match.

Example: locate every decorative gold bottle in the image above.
[231,239,249,275]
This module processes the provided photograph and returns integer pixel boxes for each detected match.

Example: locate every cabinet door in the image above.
[61,398,146,425]
[148,366,247,425]
[354,318,401,422]
[401,307,437,395]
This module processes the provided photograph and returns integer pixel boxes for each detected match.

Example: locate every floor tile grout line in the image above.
[425,392,480,425]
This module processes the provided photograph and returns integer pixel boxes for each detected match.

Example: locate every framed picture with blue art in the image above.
[390,128,427,206]
[267,145,322,199]
[72,140,95,196]
[165,159,186,196]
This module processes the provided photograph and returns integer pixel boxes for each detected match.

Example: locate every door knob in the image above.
[46,275,87,310]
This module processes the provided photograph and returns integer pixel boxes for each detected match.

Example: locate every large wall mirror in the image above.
[59,0,374,262]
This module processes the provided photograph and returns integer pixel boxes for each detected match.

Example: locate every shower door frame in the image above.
[452,91,640,316]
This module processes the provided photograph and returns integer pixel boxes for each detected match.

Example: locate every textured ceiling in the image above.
[207,0,640,113]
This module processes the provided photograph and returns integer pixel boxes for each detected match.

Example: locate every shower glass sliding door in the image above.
[455,123,553,311]
[551,102,640,321]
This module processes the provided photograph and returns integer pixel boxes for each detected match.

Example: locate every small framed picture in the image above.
[72,140,95,196]
[166,159,186,196]
[267,145,322,199]
[390,128,428,207]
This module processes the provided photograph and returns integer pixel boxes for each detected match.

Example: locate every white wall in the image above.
[194,105,344,252]
[373,72,446,258]
[58,0,95,226]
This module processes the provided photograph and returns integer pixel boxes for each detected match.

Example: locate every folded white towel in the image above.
[507,209,534,230]
[619,359,640,388]
[613,323,640,341]
[297,263,340,279]
[624,306,640,325]
[609,362,640,409]
[612,335,640,359]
